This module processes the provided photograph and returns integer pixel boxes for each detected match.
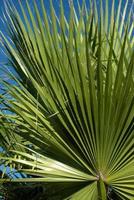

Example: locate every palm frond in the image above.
[0,0,134,199]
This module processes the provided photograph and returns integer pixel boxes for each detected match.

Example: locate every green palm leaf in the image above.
[0,0,133,199]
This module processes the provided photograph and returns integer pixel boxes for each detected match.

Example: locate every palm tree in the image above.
[0,0,134,199]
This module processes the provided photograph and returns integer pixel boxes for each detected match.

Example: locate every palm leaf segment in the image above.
[0,0,134,199]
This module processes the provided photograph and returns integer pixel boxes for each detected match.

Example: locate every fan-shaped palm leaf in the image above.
[0,0,134,199]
